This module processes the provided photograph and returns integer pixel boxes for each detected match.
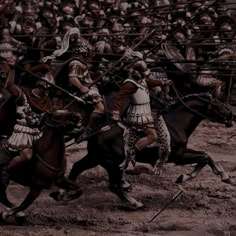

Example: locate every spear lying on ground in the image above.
[148,185,186,223]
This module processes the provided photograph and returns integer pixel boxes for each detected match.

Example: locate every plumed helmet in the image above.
[130,60,150,80]
[133,60,148,73]
[73,37,92,54]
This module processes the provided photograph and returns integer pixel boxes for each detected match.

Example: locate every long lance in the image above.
[148,186,186,223]
[87,21,167,89]
[142,0,222,60]
[15,64,85,104]
[11,31,236,40]
[126,0,233,12]
[88,0,220,88]
[12,56,236,66]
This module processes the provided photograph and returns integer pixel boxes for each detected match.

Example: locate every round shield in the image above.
[161,42,189,73]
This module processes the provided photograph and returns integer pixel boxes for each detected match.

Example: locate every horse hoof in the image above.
[49,191,60,201]
[15,212,26,224]
[222,178,233,185]
[175,175,184,184]
[133,201,144,209]
[121,181,131,191]
[125,200,144,210]
[62,190,83,202]
[16,211,26,219]
[1,211,10,220]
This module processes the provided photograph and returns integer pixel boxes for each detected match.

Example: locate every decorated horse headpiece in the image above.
[72,37,92,54]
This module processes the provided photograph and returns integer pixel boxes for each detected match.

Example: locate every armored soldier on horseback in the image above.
[112,59,172,173]
[2,59,53,173]
[43,27,105,141]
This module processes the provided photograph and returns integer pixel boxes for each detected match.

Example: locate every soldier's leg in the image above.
[153,116,171,175]
[135,127,158,151]
[126,127,158,167]
[6,148,32,171]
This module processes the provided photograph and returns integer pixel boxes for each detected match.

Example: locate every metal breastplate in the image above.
[125,79,150,105]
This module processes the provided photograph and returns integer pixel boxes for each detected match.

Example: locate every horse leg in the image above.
[50,177,83,201]
[1,187,42,220]
[102,161,143,209]
[207,156,231,184]
[68,153,100,181]
[49,154,98,201]
[175,149,209,183]
[0,169,14,208]
[175,149,231,184]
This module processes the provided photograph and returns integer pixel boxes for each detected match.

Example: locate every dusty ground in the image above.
[0,120,236,236]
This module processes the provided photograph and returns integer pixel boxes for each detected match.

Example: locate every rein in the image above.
[171,83,212,119]
[36,118,69,173]
[44,119,66,129]
[65,121,116,148]
[35,153,64,174]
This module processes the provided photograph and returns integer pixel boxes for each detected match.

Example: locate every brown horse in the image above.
[0,110,82,220]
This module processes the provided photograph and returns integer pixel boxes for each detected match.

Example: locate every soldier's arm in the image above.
[211,53,236,62]
[146,77,172,88]
[69,76,89,94]
[112,81,137,118]
[68,61,90,94]
[4,67,21,98]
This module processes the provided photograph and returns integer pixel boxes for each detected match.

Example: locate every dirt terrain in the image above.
[0,120,236,236]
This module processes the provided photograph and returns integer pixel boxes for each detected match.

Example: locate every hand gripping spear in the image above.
[15,64,86,104]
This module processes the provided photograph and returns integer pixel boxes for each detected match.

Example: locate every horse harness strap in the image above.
[171,83,213,119]
[35,153,64,175]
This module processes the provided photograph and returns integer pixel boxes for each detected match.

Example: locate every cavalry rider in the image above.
[3,59,53,172]
[111,60,172,173]
[43,27,105,141]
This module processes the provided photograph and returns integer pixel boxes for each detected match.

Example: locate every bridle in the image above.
[44,118,67,129]
[171,83,233,125]
[171,82,214,119]
[35,153,64,175]
[172,83,234,127]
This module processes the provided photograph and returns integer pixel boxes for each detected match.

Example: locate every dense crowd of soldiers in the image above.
[0,0,235,102]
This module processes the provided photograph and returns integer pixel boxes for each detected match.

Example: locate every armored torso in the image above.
[124,79,154,127]
[6,91,42,152]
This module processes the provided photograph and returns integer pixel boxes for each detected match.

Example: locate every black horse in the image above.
[52,93,234,208]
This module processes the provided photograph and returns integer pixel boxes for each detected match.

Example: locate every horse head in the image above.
[192,93,234,127]
[44,110,81,131]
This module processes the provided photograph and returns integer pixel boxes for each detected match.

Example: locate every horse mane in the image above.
[168,92,211,110]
